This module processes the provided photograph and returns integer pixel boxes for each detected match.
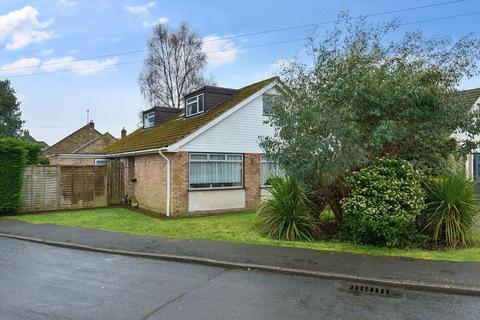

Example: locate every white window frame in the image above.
[260,155,284,187]
[189,153,243,190]
[185,93,205,117]
[143,111,155,128]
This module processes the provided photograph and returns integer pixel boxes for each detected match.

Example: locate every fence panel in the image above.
[21,165,111,212]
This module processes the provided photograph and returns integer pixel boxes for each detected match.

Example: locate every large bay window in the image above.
[189,153,243,189]
[261,155,284,186]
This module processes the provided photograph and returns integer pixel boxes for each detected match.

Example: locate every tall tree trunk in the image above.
[323,181,345,224]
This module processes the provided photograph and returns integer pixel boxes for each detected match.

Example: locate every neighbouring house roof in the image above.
[105,77,277,155]
[21,129,49,149]
[459,87,480,109]
[42,122,102,157]
[73,132,118,154]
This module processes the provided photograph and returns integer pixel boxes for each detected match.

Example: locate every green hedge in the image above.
[0,138,27,214]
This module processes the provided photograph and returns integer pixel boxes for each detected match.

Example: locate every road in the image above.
[0,237,478,320]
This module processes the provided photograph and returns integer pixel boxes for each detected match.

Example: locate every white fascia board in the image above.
[166,81,277,152]
[105,147,169,158]
[51,153,106,159]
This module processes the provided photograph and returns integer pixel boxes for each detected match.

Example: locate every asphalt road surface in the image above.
[0,237,479,320]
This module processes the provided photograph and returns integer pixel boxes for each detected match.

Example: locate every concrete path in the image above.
[0,219,479,295]
[2,237,479,320]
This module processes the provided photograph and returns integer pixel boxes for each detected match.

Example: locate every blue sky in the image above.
[1,0,479,144]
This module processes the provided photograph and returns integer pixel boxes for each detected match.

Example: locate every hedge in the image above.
[0,138,27,214]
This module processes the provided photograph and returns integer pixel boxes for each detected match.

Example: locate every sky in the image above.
[0,0,479,145]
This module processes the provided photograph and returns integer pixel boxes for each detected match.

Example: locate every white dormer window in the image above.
[186,94,204,117]
[143,111,155,128]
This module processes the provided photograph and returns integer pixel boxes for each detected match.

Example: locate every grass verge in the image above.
[6,207,480,262]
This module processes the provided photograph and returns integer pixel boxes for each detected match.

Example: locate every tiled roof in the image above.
[42,122,102,156]
[459,87,480,109]
[105,77,277,154]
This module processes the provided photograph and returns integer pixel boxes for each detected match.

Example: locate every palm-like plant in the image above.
[423,173,479,248]
[257,175,316,241]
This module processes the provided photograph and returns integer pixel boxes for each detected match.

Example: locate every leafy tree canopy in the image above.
[261,12,480,220]
[0,80,23,138]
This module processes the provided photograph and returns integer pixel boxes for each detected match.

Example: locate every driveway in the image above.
[0,237,479,320]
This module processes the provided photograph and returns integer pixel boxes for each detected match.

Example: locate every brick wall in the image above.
[125,157,135,197]
[244,153,261,209]
[170,152,189,214]
[132,154,167,213]
[48,157,95,166]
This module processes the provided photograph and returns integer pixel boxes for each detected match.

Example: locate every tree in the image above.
[0,80,23,137]
[139,22,208,108]
[261,12,480,222]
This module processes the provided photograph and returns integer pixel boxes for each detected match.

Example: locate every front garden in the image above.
[6,207,480,262]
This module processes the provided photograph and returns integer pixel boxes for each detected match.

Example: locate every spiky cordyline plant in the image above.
[257,175,316,241]
[423,173,479,248]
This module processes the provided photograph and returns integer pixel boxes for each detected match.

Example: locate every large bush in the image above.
[0,138,27,214]
[257,176,316,241]
[341,159,425,248]
[422,173,478,248]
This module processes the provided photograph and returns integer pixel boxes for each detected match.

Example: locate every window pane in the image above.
[198,95,204,112]
[227,154,242,161]
[262,95,273,115]
[261,158,284,186]
[210,154,225,161]
[186,96,197,104]
[474,153,480,179]
[190,154,208,161]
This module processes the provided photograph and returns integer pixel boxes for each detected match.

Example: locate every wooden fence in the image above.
[21,165,111,212]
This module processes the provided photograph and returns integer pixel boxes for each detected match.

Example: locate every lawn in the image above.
[7,207,480,262]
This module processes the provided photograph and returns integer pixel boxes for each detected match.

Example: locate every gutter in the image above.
[158,148,171,217]
[105,148,165,158]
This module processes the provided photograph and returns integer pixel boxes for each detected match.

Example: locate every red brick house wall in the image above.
[124,152,265,216]
[244,153,261,210]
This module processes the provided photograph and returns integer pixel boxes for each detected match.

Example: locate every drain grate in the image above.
[349,284,390,295]
[337,282,402,298]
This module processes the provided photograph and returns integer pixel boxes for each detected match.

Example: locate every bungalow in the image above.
[42,121,119,166]
[105,77,282,216]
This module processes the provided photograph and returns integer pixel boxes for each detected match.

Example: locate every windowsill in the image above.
[188,187,245,192]
[260,185,272,189]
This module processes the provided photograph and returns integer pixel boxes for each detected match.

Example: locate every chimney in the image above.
[121,127,127,139]
[23,129,29,137]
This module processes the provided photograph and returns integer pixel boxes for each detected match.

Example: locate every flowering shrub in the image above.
[341,158,425,248]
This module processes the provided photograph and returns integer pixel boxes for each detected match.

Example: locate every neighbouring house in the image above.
[42,121,120,166]
[21,129,49,150]
[462,87,480,178]
[105,77,282,216]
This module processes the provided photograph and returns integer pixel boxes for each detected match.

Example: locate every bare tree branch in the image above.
[139,22,208,108]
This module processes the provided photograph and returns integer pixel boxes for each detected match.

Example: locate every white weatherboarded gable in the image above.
[178,94,275,153]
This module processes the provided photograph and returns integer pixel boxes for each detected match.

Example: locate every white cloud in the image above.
[142,16,169,28]
[270,58,293,71]
[41,56,119,75]
[124,2,155,16]
[0,56,119,76]
[202,35,238,67]
[39,48,54,56]
[0,57,41,75]
[0,6,54,50]
[56,0,77,8]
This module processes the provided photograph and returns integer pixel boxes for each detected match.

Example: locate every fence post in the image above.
[56,166,61,210]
